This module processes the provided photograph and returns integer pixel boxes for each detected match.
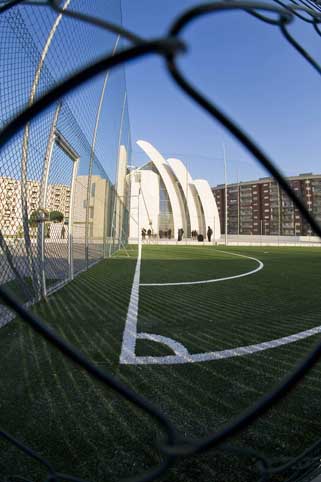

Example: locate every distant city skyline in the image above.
[122,0,321,186]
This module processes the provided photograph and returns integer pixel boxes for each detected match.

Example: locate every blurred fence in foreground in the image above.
[2,2,321,482]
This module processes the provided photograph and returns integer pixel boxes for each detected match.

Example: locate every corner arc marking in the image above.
[137,332,190,357]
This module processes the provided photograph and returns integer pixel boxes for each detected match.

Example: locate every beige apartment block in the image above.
[0,176,71,237]
[0,177,20,235]
[0,173,125,243]
[46,183,71,220]
[72,174,110,241]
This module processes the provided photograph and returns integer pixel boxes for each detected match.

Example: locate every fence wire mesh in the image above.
[0,0,131,325]
[1,1,321,482]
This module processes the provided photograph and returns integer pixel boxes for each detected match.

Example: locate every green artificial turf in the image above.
[1,245,321,482]
[0,277,59,305]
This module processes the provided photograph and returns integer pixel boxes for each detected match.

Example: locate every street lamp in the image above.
[222,142,228,246]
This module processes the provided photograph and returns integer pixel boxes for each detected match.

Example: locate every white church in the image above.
[127,140,221,242]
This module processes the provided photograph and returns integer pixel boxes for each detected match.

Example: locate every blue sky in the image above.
[122,0,321,186]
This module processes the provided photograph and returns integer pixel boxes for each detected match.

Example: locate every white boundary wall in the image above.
[223,234,321,247]
[128,234,321,247]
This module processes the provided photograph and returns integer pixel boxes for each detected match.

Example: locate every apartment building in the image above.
[212,173,321,236]
[0,176,71,236]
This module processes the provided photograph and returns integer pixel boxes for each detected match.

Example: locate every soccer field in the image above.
[1,245,321,482]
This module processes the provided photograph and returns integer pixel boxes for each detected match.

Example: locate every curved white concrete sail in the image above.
[167,158,200,233]
[137,140,184,236]
[193,179,221,240]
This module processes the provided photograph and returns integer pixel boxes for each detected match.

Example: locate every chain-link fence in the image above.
[0,0,131,326]
[2,1,321,482]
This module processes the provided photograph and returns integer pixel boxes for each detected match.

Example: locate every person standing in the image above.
[178,228,184,241]
[207,226,213,242]
[142,228,146,241]
[147,228,152,242]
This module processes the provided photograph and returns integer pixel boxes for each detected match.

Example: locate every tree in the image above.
[49,210,64,223]
[29,208,49,227]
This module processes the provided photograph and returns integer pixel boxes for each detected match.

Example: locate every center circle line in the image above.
[140,250,264,287]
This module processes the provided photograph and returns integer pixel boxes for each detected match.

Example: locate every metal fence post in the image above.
[109,188,117,257]
[68,156,79,281]
[38,103,62,299]
[19,0,71,297]
[114,92,127,248]
[85,36,120,268]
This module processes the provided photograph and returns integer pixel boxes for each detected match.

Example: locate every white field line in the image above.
[119,243,193,364]
[127,326,321,365]
[129,325,321,365]
[120,248,321,365]
[140,250,264,287]
[119,242,142,364]
[137,332,190,357]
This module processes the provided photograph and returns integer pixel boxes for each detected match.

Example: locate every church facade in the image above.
[127,141,221,242]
